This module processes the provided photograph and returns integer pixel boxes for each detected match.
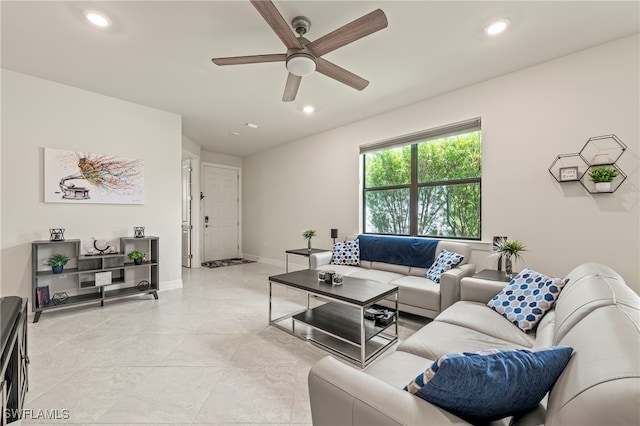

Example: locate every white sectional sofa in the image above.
[311,235,475,319]
[308,263,640,425]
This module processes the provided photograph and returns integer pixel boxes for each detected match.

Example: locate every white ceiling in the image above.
[2,1,638,157]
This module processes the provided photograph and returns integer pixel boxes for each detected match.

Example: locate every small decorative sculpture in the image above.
[49,228,65,241]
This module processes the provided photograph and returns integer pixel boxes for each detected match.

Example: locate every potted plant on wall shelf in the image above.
[493,240,526,279]
[128,250,146,265]
[302,229,317,251]
[46,254,70,274]
[589,167,618,192]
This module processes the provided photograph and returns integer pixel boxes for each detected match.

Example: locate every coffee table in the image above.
[268,269,398,368]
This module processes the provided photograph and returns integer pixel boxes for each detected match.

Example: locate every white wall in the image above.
[1,70,183,299]
[201,150,243,169]
[243,35,640,292]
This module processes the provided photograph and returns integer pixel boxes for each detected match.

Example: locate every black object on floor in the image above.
[202,258,255,268]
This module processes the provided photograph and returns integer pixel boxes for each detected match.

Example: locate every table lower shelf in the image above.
[292,301,391,345]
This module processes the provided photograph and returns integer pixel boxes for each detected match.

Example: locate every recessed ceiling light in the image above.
[244,123,259,129]
[84,11,111,28]
[229,132,240,136]
[485,19,509,36]
[303,105,315,114]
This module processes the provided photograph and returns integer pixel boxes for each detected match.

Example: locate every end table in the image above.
[285,248,331,272]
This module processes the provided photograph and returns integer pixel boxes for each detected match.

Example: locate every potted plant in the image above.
[302,229,317,251]
[46,254,70,274]
[493,239,526,278]
[128,250,145,265]
[589,167,618,192]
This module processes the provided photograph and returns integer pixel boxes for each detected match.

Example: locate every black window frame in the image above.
[361,118,482,240]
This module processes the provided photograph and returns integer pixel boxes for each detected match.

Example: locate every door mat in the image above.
[202,258,256,268]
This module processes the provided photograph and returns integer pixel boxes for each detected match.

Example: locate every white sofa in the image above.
[311,235,475,319]
[308,263,640,425]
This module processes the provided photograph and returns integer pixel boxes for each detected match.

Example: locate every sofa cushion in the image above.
[350,269,405,284]
[552,262,636,344]
[398,320,531,361]
[388,276,441,312]
[425,249,464,283]
[358,234,438,268]
[435,301,535,348]
[404,346,573,423]
[488,268,568,332]
[316,264,362,276]
[330,239,360,266]
[365,350,434,389]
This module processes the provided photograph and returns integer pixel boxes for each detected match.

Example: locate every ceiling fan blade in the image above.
[316,58,369,91]
[307,9,388,57]
[250,0,303,50]
[282,73,302,102]
[212,54,286,66]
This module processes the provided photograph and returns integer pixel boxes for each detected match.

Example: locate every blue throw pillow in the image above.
[404,346,573,423]
[488,268,569,332]
[330,239,360,266]
[425,249,464,283]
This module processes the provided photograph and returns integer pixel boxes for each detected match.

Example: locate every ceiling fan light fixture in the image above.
[286,53,316,77]
[84,11,112,28]
[485,19,509,36]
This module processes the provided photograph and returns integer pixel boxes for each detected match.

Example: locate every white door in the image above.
[203,165,239,261]
[181,158,192,267]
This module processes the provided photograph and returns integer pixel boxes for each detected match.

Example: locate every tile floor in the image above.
[23,262,428,425]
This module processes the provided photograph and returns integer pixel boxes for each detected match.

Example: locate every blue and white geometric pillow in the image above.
[330,239,360,266]
[488,268,569,332]
[425,249,464,283]
[403,346,574,423]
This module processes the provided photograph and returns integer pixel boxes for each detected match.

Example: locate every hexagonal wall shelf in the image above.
[579,134,626,166]
[548,153,588,183]
[580,164,627,194]
[549,134,627,194]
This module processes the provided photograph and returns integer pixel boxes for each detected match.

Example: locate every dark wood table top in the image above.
[472,269,512,282]
[269,269,397,306]
[285,248,331,256]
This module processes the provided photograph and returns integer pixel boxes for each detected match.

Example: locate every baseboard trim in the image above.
[244,253,306,272]
[160,279,183,291]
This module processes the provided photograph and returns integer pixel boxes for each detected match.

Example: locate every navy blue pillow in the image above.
[404,346,573,422]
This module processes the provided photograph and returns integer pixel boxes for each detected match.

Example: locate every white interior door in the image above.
[181,158,192,267]
[203,165,239,261]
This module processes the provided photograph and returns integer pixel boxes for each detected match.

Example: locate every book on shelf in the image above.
[36,285,50,308]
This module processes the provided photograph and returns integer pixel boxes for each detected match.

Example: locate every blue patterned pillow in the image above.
[330,239,360,266]
[425,249,464,283]
[404,346,573,423]
[488,268,569,332]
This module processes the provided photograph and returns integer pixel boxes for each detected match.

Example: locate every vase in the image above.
[52,265,64,274]
[595,182,611,192]
[307,238,312,251]
[134,258,143,265]
[504,256,513,278]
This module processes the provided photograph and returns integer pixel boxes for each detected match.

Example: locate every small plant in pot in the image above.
[302,229,317,251]
[46,254,70,274]
[493,239,526,278]
[128,250,145,265]
[589,167,618,192]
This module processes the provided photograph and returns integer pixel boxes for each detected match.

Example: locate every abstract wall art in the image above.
[44,148,144,204]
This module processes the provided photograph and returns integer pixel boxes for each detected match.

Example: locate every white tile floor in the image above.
[24,262,427,425]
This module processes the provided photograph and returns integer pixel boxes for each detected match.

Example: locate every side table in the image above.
[285,248,331,272]
[472,269,512,282]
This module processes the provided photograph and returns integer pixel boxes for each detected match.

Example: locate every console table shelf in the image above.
[31,236,159,322]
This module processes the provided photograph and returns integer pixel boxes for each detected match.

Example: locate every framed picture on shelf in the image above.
[559,166,579,181]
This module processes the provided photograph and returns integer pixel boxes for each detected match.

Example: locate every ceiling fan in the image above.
[212,0,388,102]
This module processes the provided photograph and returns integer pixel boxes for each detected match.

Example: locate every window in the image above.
[361,118,481,239]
